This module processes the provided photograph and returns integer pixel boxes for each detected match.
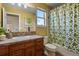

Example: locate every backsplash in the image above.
[12,31,36,37]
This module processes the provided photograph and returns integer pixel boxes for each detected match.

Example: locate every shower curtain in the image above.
[48,4,79,53]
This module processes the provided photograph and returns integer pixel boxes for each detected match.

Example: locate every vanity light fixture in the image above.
[23,3,28,8]
[18,3,22,7]
[11,3,15,5]
[11,3,28,9]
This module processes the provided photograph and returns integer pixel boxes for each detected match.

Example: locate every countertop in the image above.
[0,35,43,45]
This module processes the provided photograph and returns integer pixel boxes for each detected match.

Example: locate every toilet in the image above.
[44,43,57,56]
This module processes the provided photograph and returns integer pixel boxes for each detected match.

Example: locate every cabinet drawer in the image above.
[35,39,43,48]
[10,49,24,56]
[9,42,24,51]
[0,46,8,56]
[36,39,43,45]
[35,38,43,42]
[24,41,34,48]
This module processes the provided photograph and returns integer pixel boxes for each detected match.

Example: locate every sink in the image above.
[0,35,43,45]
[0,40,4,41]
[0,37,17,42]
[0,35,41,43]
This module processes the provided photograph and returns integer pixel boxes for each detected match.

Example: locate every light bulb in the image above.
[18,3,22,7]
[24,4,28,8]
[11,3,15,5]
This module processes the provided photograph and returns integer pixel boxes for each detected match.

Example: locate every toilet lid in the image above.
[45,43,56,49]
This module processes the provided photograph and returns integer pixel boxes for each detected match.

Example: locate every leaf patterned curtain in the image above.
[48,4,79,53]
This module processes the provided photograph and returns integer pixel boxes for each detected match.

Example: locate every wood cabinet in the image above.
[35,38,44,56]
[24,40,35,56]
[24,47,35,56]
[0,38,44,56]
[10,49,24,56]
[0,45,8,56]
[9,42,25,56]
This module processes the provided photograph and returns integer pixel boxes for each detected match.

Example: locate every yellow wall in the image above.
[31,3,51,10]
[2,4,36,32]
[0,3,2,7]
[0,7,1,26]
[1,3,52,36]
[31,3,51,36]
[0,3,2,27]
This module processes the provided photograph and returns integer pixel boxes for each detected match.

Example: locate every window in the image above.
[36,9,46,26]
[6,13,19,32]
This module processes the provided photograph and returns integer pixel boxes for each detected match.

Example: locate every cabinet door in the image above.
[24,47,35,56]
[36,39,43,49]
[24,41,35,56]
[9,42,25,56]
[35,38,44,56]
[10,49,24,56]
[0,46,8,56]
[9,42,24,51]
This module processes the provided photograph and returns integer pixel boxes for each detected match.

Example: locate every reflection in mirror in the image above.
[3,3,36,32]
[0,8,1,27]
[6,13,19,32]
[0,8,3,27]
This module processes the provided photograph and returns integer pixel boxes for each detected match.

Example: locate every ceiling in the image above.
[3,3,64,14]
[46,3,64,8]
[3,3,36,14]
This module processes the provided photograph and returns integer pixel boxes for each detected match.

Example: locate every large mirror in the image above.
[0,8,1,27]
[0,8,3,27]
[2,3,36,32]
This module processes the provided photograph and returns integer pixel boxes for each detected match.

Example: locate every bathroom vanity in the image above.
[0,35,44,56]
